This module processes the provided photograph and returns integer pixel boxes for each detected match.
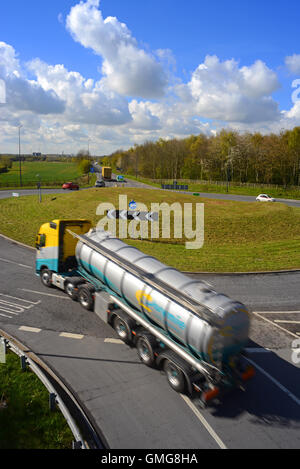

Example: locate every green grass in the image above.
[0,161,83,188]
[0,351,73,449]
[0,187,299,272]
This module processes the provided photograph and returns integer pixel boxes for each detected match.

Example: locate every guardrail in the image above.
[0,328,105,449]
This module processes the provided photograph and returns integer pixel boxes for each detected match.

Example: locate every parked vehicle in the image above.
[35,220,255,406]
[62,182,79,191]
[256,194,275,202]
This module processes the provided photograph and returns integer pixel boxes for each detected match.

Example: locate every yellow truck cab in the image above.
[35,219,91,282]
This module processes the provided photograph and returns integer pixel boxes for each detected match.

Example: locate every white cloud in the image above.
[128,100,161,130]
[0,42,65,115]
[66,0,167,98]
[285,54,300,74]
[28,59,132,125]
[187,55,280,123]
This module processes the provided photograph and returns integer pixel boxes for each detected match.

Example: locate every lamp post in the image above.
[18,125,23,187]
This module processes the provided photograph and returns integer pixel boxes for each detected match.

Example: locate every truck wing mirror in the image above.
[36,234,46,249]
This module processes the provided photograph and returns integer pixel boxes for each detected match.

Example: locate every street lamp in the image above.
[18,125,23,187]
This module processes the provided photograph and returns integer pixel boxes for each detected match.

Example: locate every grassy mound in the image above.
[0,187,299,272]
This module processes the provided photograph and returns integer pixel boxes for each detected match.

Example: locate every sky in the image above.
[1,0,300,156]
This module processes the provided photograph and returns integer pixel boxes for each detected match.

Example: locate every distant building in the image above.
[33,152,42,157]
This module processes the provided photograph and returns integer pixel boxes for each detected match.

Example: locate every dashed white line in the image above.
[59,332,84,340]
[180,394,227,449]
[104,338,124,344]
[0,257,32,269]
[19,326,41,333]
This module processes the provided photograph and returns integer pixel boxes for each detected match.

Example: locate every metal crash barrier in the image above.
[0,329,105,450]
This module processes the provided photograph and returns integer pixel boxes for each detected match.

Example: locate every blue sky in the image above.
[1,0,300,154]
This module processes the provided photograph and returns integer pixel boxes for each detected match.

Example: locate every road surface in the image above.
[0,236,299,449]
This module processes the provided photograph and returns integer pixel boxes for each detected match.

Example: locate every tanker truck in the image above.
[35,219,255,406]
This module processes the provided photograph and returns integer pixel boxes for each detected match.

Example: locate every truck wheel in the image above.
[164,360,186,393]
[136,332,157,367]
[65,281,78,301]
[40,269,53,288]
[77,284,94,311]
[113,315,133,344]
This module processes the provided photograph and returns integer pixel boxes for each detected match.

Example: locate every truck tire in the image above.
[164,359,186,393]
[113,314,134,344]
[65,281,78,301]
[136,332,157,367]
[40,269,53,288]
[77,284,95,311]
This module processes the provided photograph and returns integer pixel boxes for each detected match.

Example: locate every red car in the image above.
[62,182,79,191]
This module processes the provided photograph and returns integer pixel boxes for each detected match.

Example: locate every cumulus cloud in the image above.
[128,100,161,130]
[28,59,132,125]
[66,0,167,98]
[187,55,280,123]
[285,54,300,74]
[0,41,65,115]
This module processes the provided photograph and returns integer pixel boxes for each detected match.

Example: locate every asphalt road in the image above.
[0,236,299,449]
[2,172,300,207]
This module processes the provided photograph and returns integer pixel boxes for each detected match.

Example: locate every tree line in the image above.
[102,127,300,187]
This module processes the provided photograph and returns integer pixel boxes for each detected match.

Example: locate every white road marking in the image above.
[19,326,41,333]
[104,338,124,344]
[274,320,300,324]
[0,306,19,315]
[0,312,12,318]
[0,294,41,317]
[252,311,299,339]
[20,288,71,300]
[180,394,227,449]
[258,311,300,314]
[0,293,40,305]
[245,356,300,407]
[0,257,32,269]
[59,332,84,340]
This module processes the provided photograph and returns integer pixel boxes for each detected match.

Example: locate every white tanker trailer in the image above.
[35,219,255,405]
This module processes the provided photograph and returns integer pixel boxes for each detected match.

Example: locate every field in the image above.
[0,187,299,272]
[0,161,83,188]
[0,351,73,449]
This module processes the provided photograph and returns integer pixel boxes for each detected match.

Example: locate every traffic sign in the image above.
[106,210,158,221]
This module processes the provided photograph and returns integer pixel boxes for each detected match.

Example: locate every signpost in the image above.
[161,182,189,191]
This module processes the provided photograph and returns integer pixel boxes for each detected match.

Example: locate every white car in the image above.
[256,194,275,202]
